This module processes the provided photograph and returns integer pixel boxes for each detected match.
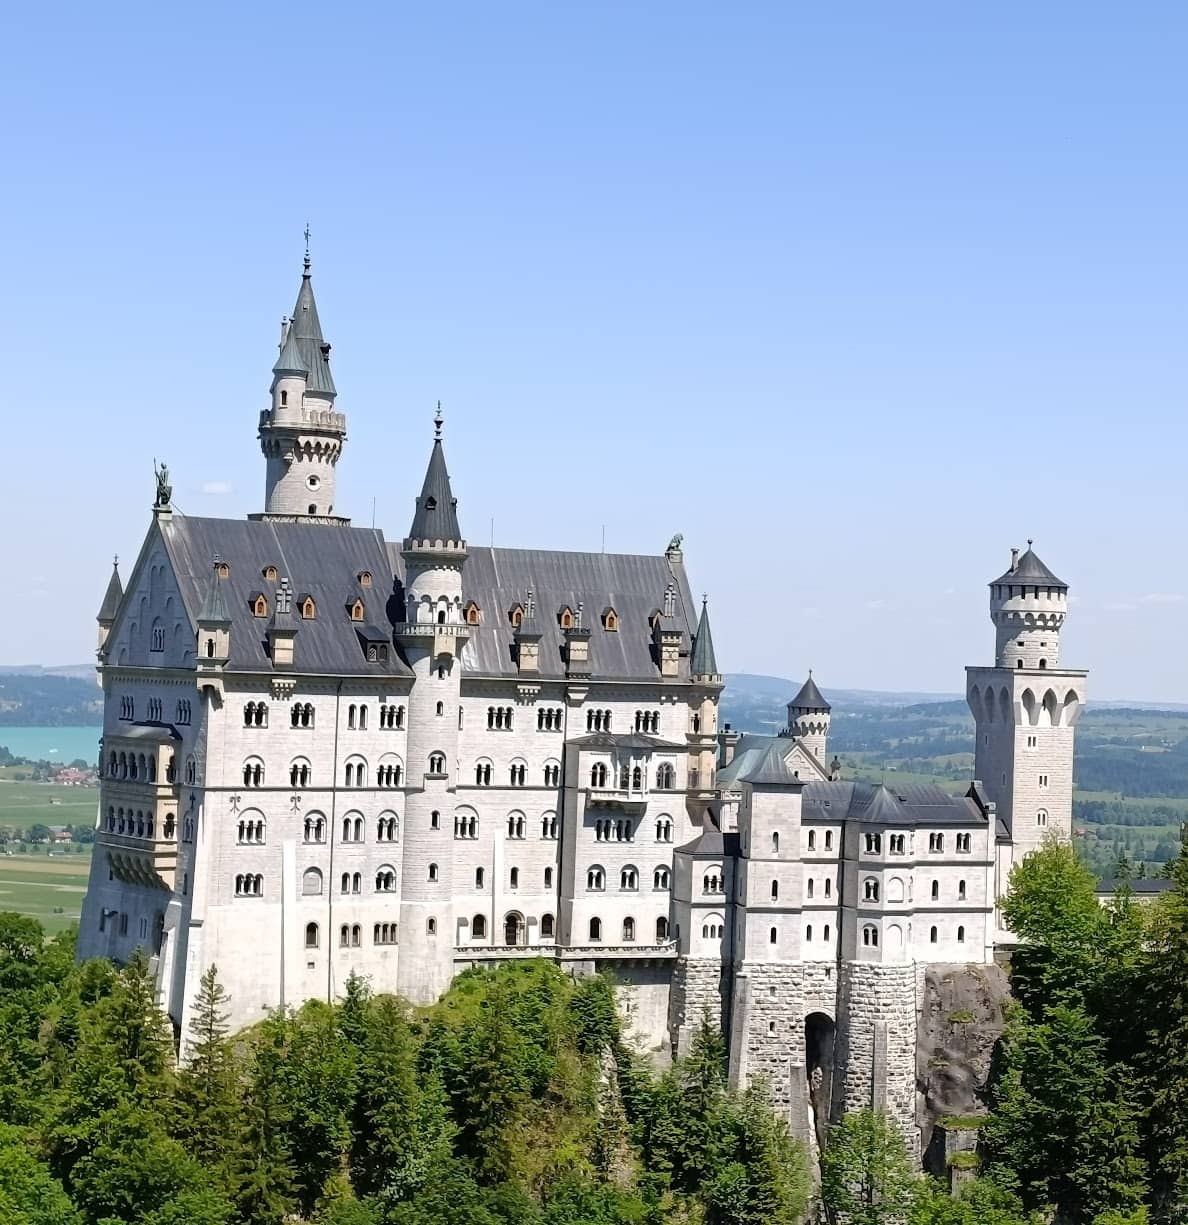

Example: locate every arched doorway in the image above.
[504,911,525,946]
[805,1012,836,1153]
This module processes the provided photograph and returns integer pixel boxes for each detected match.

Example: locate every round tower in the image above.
[783,674,831,762]
[990,541,1068,670]
[395,411,469,1005]
[258,247,348,521]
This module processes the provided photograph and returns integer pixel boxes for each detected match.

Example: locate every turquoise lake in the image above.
[0,727,102,766]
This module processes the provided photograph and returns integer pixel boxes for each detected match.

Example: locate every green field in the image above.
[0,780,99,830]
[0,850,91,932]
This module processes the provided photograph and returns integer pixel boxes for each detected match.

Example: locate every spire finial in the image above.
[113,554,119,568]
[434,401,443,440]
[1027,537,1034,549]
[303,223,311,273]
[702,592,708,606]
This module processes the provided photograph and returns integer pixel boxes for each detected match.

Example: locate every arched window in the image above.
[957,925,966,943]
[428,862,439,882]
[864,878,880,902]
[541,913,555,938]
[302,868,323,896]
[656,762,675,789]
[806,924,813,941]
[242,757,264,787]
[427,917,437,935]
[656,916,669,941]
[929,832,945,853]
[1036,809,1048,827]
[772,831,780,854]
[823,924,830,941]
[655,816,673,843]
[825,830,833,850]
[290,757,312,788]
[702,868,723,894]
[931,880,940,900]
[590,762,608,788]
[620,865,638,891]
[587,866,605,891]
[770,879,779,901]
[375,865,397,892]
[507,812,525,839]
[588,916,602,942]
[957,833,972,853]
[475,867,485,888]
[769,926,777,944]
[509,761,526,787]
[862,924,879,948]
[930,926,938,944]
[653,866,670,890]
[541,812,558,839]
[807,878,814,898]
[429,753,446,776]
[958,879,967,900]
[864,832,882,854]
[472,914,487,940]
[807,829,816,850]
[623,917,636,942]
[304,922,319,949]
[544,866,553,888]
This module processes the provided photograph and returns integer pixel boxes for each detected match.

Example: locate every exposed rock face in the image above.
[916,962,1011,1169]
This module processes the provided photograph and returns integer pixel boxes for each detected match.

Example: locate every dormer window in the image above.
[357,570,373,589]
[602,607,619,631]
[558,605,574,630]
[300,596,316,620]
[508,603,524,628]
[216,562,230,579]
[349,599,365,622]
[464,601,481,626]
[425,496,437,511]
[251,593,268,618]
[649,609,662,630]
[262,565,278,582]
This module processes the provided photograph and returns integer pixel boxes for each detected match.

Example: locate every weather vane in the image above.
[434,400,443,439]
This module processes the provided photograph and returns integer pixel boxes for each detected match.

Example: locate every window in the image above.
[376,866,397,892]
[377,760,403,787]
[864,833,882,854]
[507,813,525,839]
[303,814,327,843]
[291,702,314,728]
[656,916,669,941]
[807,830,816,851]
[769,926,777,945]
[655,817,673,843]
[374,922,398,945]
[586,709,612,732]
[427,918,437,935]
[380,703,405,729]
[465,601,481,625]
[252,594,268,618]
[509,867,519,889]
[823,924,830,941]
[956,833,972,854]
[487,706,514,730]
[931,880,939,900]
[703,868,723,894]
[589,917,602,941]
[621,866,638,891]
[806,924,813,941]
[541,813,558,839]
[237,815,265,844]
[242,757,264,787]
[428,863,439,882]
[430,810,440,830]
[175,699,191,725]
[653,866,670,890]
[235,873,263,897]
[1039,774,1049,788]
[824,878,832,898]
[559,606,574,629]
[543,762,560,787]
[302,868,323,896]
[929,832,945,853]
[304,922,319,949]
[472,914,487,939]
[587,866,605,891]
[807,878,814,899]
[863,878,880,902]
[1036,809,1048,827]
[474,759,493,786]
[541,913,555,938]
[930,926,938,944]
[957,925,966,944]
[862,924,879,948]
[1027,734,1038,748]
[623,916,636,942]
[428,753,446,776]
[537,707,563,731]
[889,834,906,854]
[290,758,312,788]
[455,811,478,839]
[150,624,165,651]
[509,762,526,787]
[825,830,833,851]
[300,596,316,619]
[772,831,780,854]
[770,879,779,901]
[344,758,366,787]
[544,866,553,888]
[590,762,608,788]
[349,599,365,622]
[958,879,967,900]
[603,607,619,631]
[656,762,675,789]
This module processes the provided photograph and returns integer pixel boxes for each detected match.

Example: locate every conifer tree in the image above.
[820,1109,918,1225]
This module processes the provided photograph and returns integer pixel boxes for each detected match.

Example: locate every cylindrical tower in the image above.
[990,542,1068,670]
[783,674,831,762]
[395,414,468,1004]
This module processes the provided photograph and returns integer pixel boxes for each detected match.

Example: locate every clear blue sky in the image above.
[4,3,1186,700]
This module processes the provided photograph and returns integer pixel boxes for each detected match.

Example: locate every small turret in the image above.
[782,673,831,762]
[989,541,1068,670]
[96,557,123,655]
[690,595,720,684]
[196,560,232,697]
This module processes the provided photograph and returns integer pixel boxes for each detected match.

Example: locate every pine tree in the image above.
[820,1109,918,1225]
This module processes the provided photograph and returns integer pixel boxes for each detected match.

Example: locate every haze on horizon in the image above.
[3,4,1185,702]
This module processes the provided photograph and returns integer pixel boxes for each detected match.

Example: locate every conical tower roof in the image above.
[198,563,232,625]
[991,542,1066,589]
[788,673,830,714]
[407,414,462,543]
[285,256,336,397]
[97,558,123,623]
[690,596,719,677]
[272,324,309,377]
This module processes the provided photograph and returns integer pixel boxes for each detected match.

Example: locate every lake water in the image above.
[0,727,103,766]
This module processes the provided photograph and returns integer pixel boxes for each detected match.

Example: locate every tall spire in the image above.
[407,409,463,543]
[97,556,124,624]
[285,237,335,397]
[690,595,719,678]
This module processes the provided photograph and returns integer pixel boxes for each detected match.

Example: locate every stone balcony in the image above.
[393,621,471,659]
[586,787,649,813]
[95,828,178,890]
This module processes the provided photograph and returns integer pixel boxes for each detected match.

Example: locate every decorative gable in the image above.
[601,606,619,631]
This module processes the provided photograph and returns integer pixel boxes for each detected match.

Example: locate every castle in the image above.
[78,255,1086,1151]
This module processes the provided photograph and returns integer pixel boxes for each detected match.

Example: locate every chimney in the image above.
[1010,547,1019,573]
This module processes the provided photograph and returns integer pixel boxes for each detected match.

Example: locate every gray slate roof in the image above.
[402,544,696,681]
[407,438,462,543]
[161,515,411,677]
[788,674,830,713]
[286,267,336,397]
[800,779,988,827]
[197,565,232,625]
[97,560,124,623]
[991,546,1066,589]
[690,598,719,677]
[567,731,685,751]
[740,741,803,787]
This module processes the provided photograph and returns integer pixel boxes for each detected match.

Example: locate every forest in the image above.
[2,836,1188,1224]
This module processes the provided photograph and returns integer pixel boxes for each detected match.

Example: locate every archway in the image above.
[805,1012,836,1154]
[504,911,525,946]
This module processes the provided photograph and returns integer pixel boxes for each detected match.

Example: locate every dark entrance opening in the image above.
[504,912,525,946]
[805,1012,836,1154]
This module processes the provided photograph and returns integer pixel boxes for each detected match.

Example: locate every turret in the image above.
[96,557,123,655]
[782,673,831,762]
[195,560,232,698]
[257,243,348,522]
[989,541,1068,670]
[689,596,723,799]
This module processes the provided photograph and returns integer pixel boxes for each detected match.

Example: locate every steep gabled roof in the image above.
[690,597,719,677]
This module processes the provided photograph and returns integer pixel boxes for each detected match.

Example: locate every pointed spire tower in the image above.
[396,407,470,1006]
[782,672,831,761]
[688,594,724,806]
[257,236,348,523]
[96,557,124,655]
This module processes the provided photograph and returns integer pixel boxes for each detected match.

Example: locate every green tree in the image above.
[820,1109,918,1225]
[0,1122,81,1225]
[909,1176,1035,1224]
[235,1013,298,1225]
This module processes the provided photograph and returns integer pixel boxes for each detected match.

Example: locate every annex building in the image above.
[79,255,1087,1152]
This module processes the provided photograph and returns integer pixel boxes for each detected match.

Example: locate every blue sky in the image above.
[3,3,1186,699]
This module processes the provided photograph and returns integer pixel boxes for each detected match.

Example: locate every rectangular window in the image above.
[1027,735,1037,748]
[1039,774,1049,788]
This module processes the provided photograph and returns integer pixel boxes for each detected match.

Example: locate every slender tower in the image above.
[967,543,1087,862]
[257,241,348,521]
[395,411,469,1004]
[782,674,831,763]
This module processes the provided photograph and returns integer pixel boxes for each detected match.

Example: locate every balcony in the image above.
[586,787,649,813]
[96,828,178,890]
[393,621,471,659]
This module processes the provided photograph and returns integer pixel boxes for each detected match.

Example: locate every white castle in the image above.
[79,255,1086,1150]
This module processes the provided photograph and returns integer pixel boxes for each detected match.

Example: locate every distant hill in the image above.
[0,673,101,726]
[0,664,95,681]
